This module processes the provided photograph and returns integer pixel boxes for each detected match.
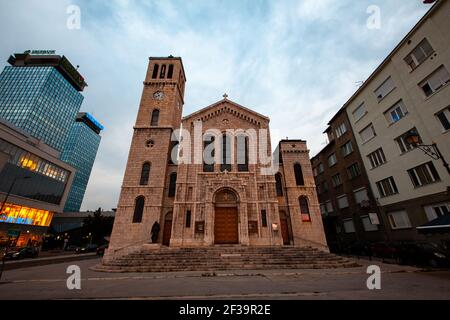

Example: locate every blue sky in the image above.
[0,0,432,211]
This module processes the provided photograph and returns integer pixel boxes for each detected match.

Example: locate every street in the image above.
[0,257,450,300]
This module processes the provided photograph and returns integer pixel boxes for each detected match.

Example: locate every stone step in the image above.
[99,246,359,273]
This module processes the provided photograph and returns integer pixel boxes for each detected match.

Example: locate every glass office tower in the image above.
[61,113,103,212]
[0,52,87,152]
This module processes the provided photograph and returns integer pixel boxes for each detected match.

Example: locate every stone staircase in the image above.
[93,246,359,273]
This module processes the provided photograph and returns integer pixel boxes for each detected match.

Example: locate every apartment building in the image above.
[341,1,450,244]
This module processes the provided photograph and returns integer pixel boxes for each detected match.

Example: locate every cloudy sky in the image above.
[0,0,432,211]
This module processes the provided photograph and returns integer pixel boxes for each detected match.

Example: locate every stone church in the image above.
[105,56,328,262]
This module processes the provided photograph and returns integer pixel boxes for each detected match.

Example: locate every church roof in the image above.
[182,97,270,123]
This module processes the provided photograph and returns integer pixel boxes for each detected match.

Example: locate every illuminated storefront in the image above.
[0,203,53,227]
[0,203,54,248]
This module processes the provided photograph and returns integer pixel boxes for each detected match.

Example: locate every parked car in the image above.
[397,242,450,268]
[65,245,79,252]
[75,244,98,254]
[371,242,399,259]
[4,247,39,260]
[96,244,108,256]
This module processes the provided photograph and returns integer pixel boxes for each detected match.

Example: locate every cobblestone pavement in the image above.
[1,258,449,300]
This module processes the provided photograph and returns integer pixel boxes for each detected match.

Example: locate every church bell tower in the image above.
[107,56,186,256]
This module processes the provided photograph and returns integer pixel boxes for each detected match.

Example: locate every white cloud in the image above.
[0,0,430,211]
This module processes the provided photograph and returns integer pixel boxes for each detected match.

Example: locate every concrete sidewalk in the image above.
[3,252,98,271]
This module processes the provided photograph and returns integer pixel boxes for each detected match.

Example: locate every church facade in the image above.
[105,57,328,262]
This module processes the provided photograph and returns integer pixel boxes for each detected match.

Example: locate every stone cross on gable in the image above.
[223,93,229,99]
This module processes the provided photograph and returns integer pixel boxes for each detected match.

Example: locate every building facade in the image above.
[0,52,87,152]
[316,0,450,248]
[106,57,327,261]
[0,119,75,248]
[311,110,388,253]
[61,113,103,212]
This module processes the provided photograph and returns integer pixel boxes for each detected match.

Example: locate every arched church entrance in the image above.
[214,189,239,245]
[162,212,173,246]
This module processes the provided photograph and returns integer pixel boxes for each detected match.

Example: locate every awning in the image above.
[417,214,450,233]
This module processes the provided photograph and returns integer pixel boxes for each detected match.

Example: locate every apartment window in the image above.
[424,202,450,222]
[375,76,396,102]
[313,167,318,177]
[341,141,353,157]
[347,163,361,180]
[337,195,349,209]
[376,177,399,198]
[359,124,376,143]
[335,123,347,138]
[384,100,408,125]
[388,210,412,230]
[395,128,422,154]
[354,188,369,205]
[420,65,450,97]
[328,153,337,167]
[368,148,386,169]
[408,161,440,188]
[404,38,434,71]
[320,204,327,215]
[322,181,329,193]
[326,200,334,214]
[318,163,324,174]
[343,219,356,233]
[362,216,379,232]
[436,107,450,131]
[332,174,342,188]
[352,102,367,122]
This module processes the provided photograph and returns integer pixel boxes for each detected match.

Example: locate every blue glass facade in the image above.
[61,115,102,212]
[0,66,84,151]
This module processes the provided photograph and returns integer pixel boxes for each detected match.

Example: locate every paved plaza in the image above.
[1,257,450,300]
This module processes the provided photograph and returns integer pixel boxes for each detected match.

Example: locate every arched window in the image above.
[168,141,179,165]
[299,196,311,222]
[140,162,151,185]
[133,196,145,223]
[168,64,174,79]
[151,109,160,126]
[237,135,249,172]
[160,64,166,79]
[203,135,215,172]
[221,134,232,172]
[168,173,177,198]
[152,64,159,79]
[294,163,305,186]
[275,173,283,196]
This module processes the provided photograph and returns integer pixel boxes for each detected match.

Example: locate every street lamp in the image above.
[405,131,450,175]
